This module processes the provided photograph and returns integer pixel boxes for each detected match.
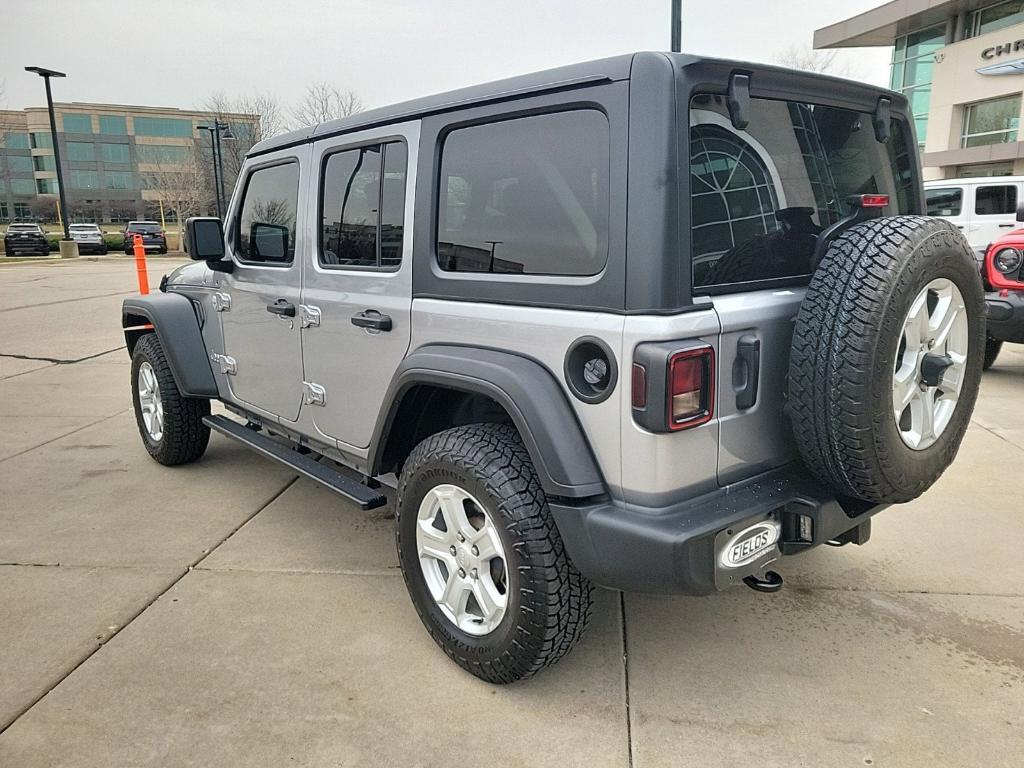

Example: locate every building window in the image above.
[101,143,130,164]
[890,23,946,147]
[8,155,34,173]
[136,145,190,164]
[968,1,1024,37]
[14,202,31,218]
[62,113,93,134]
[956,162,1015,178]
[71,170,100,190]
[11,179,35,195]
[30,132,53,149]
[99,115,127,135]
[133,117,193,138]
[3,132,30,149]
[33,155,56,171]
[105,172,132,190]
[962,95,1021,147]
[36,178,58,194]
[67,142,96,162]
[0,202,8,222]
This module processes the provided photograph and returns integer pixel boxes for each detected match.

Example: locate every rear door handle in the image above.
[351,309,392,332]
[266,299,295,317]
[735,335,760,410]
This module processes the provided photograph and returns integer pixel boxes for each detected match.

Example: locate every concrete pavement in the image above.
[1,258,1022,766]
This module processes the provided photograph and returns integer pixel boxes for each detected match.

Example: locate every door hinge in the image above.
[303,381,326,406]
[210,352,237,375]
[212,292,232,312]
[299,304,321,328]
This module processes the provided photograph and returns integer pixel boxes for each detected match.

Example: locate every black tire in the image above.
[99,245,108,255]
[789,216,985,504]
[396,423,593,683]
[983,335,1002,370]
[130,334,210,465]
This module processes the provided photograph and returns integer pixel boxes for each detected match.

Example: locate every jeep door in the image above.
[299,124,416,449]
[218,154,307,422]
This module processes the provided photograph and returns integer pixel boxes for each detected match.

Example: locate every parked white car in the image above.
[68,223,108,255]
[925,176,1024,259]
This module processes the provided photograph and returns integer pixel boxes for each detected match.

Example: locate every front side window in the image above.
[437,110,610,276]
[926,187,963,216]
[962,96,1021,148]
[690,94,917,289]
[236,161,300,265]
[975,184,1018,215]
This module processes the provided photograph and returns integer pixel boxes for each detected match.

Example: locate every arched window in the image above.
[690,123,780,282]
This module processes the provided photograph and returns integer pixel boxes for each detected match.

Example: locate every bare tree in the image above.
[291,82,364,128]
[139,148,208,235]
[203,91,288,141]
[775,45,859,79]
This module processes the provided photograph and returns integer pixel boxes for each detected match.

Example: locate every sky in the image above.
[2,0,893,117]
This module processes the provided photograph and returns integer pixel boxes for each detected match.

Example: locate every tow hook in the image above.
[743,569,784,593]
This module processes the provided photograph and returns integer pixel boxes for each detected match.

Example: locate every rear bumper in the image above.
[550,464,886,595]
[986,289,1024,343]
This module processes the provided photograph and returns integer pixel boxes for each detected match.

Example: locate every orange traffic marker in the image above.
[133,233,150,295]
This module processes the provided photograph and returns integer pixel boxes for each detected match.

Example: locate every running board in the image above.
[203,415,387,510]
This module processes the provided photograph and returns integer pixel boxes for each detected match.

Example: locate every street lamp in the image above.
[670,0,682,53]
[196,125,222,219]
[197,120,235,219]
[24,66,71,241]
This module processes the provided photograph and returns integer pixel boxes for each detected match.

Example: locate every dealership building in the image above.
[0,103,256,224]
[816,0,1024,179]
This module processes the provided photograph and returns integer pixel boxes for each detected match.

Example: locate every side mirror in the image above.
[1016,203,1024,223]
[251,222,289,262]
[185,217,225,261]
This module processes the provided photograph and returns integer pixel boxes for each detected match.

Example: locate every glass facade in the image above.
[99,115,127,135]
[30,132,53,149]
[71,170,100,190]
[136,145,189,164]
[36,179,58,194]
[962,95,1021,147]
[67,142,96,162]
[33,155,56,171]
[3,132,30,149]
[7,156,34,173]
[968,1,1024,37]
[101,143,130,163]
[62,113,92,133]
[105,172,132,190]
[890,23,946,147]
[133,117,193,138]
[10,179,35,195]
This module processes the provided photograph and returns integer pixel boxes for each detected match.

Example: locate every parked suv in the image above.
[123,221,167,254]
[925,176,1024,260]
[123,54,985,683]
[69,223,108,255]
[4,223,49,256]
[979,207,1024,368]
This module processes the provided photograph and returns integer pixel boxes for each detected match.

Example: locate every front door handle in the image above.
[351,309,392,332]
[267,299,296,317]
[735,335,760,410]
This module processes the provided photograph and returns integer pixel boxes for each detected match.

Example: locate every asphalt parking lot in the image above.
[1,257,1022,767]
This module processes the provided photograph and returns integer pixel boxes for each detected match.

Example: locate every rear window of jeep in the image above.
[436,109,610,276]
[689,95,917,289]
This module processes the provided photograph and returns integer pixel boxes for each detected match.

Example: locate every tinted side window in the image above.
[975,184,1017,215]
[320,141,407,269]
[690,95,918,289]
[437,110,609,276]
[237,162,300,265]
[926,187,963,216]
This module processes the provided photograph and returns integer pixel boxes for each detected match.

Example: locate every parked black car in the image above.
[3,223,50,256]
[123,221,168,254]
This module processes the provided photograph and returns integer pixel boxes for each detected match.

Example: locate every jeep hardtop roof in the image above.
[248,51,907,159]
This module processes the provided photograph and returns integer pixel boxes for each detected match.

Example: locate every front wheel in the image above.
[131,334,210,465]
[396,423,593,683]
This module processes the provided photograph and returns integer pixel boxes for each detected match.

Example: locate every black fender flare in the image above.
[122,293,218,397]
[370,345,606,499]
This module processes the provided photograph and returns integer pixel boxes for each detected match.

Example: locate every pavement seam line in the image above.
[0,346,125,365]
[620,591,634,768]
[0,475,299,737]
[969,418,1024,452]
[0,290,135,314]
[0,408,131,464]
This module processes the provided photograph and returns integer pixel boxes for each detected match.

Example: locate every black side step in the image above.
[203,415,387,510]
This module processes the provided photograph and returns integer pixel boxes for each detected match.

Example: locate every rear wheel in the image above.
[396,423,593,683]
[983,336,1002,370]
[131,334,210,465]
[789,216,985,504]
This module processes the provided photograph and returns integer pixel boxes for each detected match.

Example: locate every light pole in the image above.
[25,66,71,241]
[198,120,235,218]
[671,0,682,53]
[196,125,222,219]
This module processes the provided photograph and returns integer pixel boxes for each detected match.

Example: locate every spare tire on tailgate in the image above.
[789,216,984,504]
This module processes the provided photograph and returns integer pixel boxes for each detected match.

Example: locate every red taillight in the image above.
[667,346,714,430]
[852,194,889,208]
[631,363,647,409]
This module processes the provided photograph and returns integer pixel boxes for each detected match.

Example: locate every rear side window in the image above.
[437,110,609,276]
[926,187,963,216]
[319,140,407,269]
[974,184,1017,215]
[689,95,918,289]
[236,161,300,265]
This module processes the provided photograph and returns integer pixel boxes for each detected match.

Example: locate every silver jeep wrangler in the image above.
[123,53,985,683]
